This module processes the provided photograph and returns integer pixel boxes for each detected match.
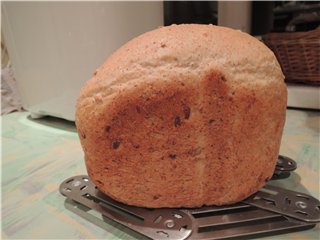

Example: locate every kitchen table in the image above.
[2,109,319,239]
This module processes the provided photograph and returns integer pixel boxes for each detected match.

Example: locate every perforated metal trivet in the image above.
[60,156,319,240]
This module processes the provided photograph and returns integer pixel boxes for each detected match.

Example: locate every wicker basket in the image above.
[262,29,320,85]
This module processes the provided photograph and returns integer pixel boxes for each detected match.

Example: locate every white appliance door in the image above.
[2,2,164,121]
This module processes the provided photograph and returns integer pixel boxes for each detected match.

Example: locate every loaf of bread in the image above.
[76,24,287,208]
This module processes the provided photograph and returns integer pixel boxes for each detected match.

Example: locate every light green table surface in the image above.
[2,109,320,239]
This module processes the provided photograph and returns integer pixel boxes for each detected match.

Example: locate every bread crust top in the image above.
[78,24,284,104]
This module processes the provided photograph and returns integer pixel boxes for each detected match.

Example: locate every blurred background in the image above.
[2,1,320,121]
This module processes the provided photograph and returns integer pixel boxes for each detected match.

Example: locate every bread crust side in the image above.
[76,68,286,208]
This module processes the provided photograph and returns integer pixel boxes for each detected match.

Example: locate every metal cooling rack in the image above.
[60,155,319,240]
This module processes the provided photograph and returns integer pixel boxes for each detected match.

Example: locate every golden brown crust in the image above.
[76,24,287,208]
